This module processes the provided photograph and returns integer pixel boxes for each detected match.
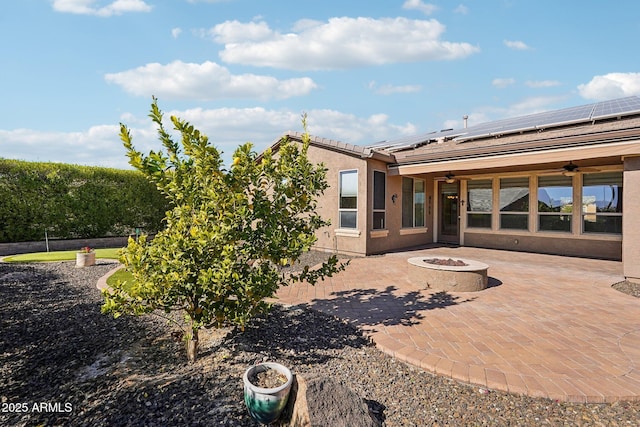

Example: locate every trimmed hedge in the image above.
[0,159,169,243]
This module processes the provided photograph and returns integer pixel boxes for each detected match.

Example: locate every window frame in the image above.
[466,178,493,229]
[499,177,530,230]
[402,176,426,228]
[581,172,623,235]
[537,175,574,233]
[339,169,358,229]
[372,170,386,230]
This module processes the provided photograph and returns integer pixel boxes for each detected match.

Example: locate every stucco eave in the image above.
[387,139,640,176]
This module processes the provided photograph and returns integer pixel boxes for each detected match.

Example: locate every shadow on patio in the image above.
[276,246,640,402]
[309,286,475,328]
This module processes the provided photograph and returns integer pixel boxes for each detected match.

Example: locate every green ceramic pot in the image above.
[243,362,293,424]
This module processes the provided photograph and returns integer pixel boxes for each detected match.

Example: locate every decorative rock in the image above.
[276,375,381,427]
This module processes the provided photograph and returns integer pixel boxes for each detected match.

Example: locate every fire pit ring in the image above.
[407,256,489,292]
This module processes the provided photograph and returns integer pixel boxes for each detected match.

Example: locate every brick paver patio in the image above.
[276,246,640,403]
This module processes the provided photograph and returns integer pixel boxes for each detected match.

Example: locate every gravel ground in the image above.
[612,280,640,298]
[1,255,639,426]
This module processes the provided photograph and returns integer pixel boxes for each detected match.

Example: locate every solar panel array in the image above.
[367,129,462,151]
[454,103,595,142]
[367,96,640,152]
[591,96,640,120]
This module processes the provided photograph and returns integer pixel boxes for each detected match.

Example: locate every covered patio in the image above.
[276,246,640,403]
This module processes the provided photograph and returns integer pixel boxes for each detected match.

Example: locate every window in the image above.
[339,170,358,228]
[402,177,425,228]
[582,172,622,234]
[373,170,386,230]
[499,177,529,230]
[467,179,492,228]
[538,176,573,232]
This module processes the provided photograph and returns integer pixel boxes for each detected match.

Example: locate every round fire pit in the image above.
[407,256,489,292]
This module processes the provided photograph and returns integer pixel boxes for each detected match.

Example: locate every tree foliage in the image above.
[102,98,347,362]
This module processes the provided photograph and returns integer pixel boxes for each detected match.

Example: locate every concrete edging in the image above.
[96,264,124,293]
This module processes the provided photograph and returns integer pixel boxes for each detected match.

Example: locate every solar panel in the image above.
[367,96,640,151]
[591,96,640,120]
[365,129,464,152]
[455,104,595,142]
[367,134,429,149]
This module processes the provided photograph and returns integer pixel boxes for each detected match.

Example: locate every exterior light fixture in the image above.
[445,173,456,184]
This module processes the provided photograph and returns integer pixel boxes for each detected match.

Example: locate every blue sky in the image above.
[2,0,639,169]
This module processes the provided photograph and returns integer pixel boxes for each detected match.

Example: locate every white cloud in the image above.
[525,80,561,88]
[492,78,516,88]
[172,107,417,152]
[503,39,530,50]
[577,72,640,100]
[0,125,129,168]
[104,60,317,100]
[211,17,479,71]
[506,95,568,116]
[291,19,325,33]
[402,0,438,15]
[171,27,182,39]
[209,20,274,43]
[304,110,417,144]
[52,0,152,17]
[368,81,422,95]
[0,107,417,169]
[454,4,469,14]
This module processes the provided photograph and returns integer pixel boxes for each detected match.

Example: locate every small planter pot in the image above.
[76,252,96,267]
[243,362,293,424]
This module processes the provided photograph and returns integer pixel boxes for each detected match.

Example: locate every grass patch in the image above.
[3,247,123,263]
[106,267,135,292]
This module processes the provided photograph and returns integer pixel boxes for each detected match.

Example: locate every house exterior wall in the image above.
[306,143,627,261]
[363,163,434,254]
[281,118,637,268]
[302,145,437,256]
[458,170,623,260]
[304,144,368,256]
[463,232,621,260]
[623,156,640,281]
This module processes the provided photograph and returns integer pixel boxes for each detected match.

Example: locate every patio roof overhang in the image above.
[387,136,640,176]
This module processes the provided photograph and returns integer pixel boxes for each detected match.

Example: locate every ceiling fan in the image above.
[561,161,601,176]
[540,161,601,176]
[440,172,469,183]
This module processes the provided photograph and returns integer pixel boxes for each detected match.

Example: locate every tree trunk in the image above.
[187,328,199,363]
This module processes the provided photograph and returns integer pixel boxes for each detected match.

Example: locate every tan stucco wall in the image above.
[301,142,438,256]
[303,144,368,256]
[365,170,435,255]
[623,157,640,281]
[464,232,621,260]
[301,138,633,265]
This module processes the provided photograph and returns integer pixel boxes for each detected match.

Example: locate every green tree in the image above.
[102,98,347,362]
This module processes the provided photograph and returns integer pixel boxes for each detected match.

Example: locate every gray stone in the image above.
[276,375,381,427]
